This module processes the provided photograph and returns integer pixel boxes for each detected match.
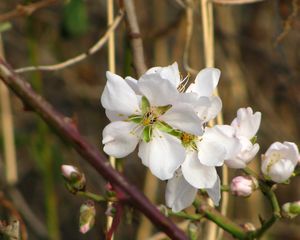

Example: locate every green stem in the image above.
[243,167,259,179]
[167,210,203,221]
[194,199,248,239]
[77,191,117,203]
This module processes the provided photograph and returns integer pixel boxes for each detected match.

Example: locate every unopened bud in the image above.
[79,200,96,234]
[242,222,256,231]
[61,165,86,193]
[282,201,300,219]
[230,176,258,197]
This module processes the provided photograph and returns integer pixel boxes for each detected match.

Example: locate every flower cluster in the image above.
[100,62,300,212]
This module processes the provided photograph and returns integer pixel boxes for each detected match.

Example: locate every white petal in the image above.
[187,68,220,97]
[231,107,261,139]
[197,139,226,166]
[101,71,141,115]
[143,62,180,87]
[206,176,221,206]
[195,96,222,122]
[105,110,127,122]
[102,121,140,158]
[165,172,197,212]
[159,62,181,87]
[160,103,203,135]
[282,142,300,165]
[204,125,242,159]
[138,73,179,106]
[262,158,295,183]
[125,76,142,95]
[182,151,218,188]
[225,138,259,169]
[138,129,185,180]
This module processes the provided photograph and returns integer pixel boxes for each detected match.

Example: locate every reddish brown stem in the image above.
[0,0,59,23]
[0,59,187,240]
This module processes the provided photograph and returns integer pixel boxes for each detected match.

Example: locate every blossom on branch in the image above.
[225,107,261,169]
[101,68,202,180]
[261,141,300,183]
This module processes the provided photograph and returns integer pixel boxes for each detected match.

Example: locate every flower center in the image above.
[180,132,197,150]
[142,110,158,126]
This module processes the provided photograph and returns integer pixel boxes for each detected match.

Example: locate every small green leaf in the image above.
[156,121,173,133]
[128,114,143,123]
[142,126,152,143]
[156,104,172,115]
[141,96,150,113]
[155,122,182,138]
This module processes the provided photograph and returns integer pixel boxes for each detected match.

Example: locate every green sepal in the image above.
[128,114,143,124]
[142,126,152,143]
[289,203,300,214]
[250,136,257,144]
[156,121,173,133]
[156,104,172,115]
[141,96,150,113]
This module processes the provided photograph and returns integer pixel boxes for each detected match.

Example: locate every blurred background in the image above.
[0,0,300,239]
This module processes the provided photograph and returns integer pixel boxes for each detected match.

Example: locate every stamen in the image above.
[177,73,190,92]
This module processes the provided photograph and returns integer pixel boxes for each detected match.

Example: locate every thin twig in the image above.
[0,59,188,240]
[123,0,147,76]
[15,10,124,73]
[274,0,299,46]
[0,0,59,23]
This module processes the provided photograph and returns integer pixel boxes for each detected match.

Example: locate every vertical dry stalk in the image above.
[107,0,116,237]
[136,1,169,238]
[123,0,147,76]
[200,0,227,239]
[0,35,17,186]
[183,0,198,75]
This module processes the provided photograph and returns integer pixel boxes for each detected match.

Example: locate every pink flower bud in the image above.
[61,165,86,193]
[61,165,78,179]
[79,201,96,234]
[230,176,257,197]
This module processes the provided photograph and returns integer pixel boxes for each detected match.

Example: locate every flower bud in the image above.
[79,200,96,234]
[261,142,299,183]
[230,176,258,197]
[282,201,300,219]
[61,165,86,193]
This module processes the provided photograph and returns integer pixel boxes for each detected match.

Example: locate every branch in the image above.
[15,10,124,73]
[0,59,187,240]
[123,0,147,76]
[0,0,59,23]
[194,198,248,239]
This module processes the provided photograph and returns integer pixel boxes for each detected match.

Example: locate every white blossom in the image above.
[261,141,300,183]
[101,71,201,180]
[225,107,261,169]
